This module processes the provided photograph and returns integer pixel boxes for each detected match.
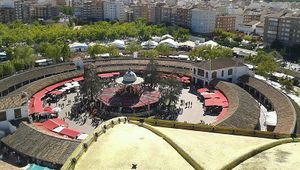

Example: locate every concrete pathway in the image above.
[176,88,217,124]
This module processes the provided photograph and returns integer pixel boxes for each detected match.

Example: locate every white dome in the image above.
[123,71,137,83]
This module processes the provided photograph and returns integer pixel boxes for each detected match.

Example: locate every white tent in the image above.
[159,38,178,48]
[161,34,174,40]
[151,36,161,42]
[265,111,277,126]
[112,40,125,49]
[200,40,219,48]
[69,42,88,52]
[141,40,158,49]
[178,41,196,49]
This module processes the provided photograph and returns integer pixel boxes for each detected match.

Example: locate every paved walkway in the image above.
[51,92,95,134]
[176,88,217,124]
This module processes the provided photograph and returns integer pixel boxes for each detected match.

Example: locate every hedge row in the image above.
[221,138,300,170]
[128,117,295,139]
[130,121,204,170]
[61,117,128,170]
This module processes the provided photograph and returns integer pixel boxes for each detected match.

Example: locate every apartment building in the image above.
[191,8,216,33]
[0,7,15,23]
[131,4,150,22]
[215,15,236,32]
[176,6,192,28]
[32,4,58,20]
[148,2,165,24]
[264,12,300,47]
[14,0,32,22]
[161,5,177,25]
[78,0,103,21]
[103,0,125,22]
[243,10,261,23]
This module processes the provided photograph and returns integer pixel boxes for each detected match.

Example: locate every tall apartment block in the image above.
[216,15,236,32]
[264,12,300,47]
[0,7,15,23]
[191,8,216,33]
[78,0,103,21]
[176,6,192,28]
[161,5,177,25]
[130,4,150,22]
[103,0,125,22]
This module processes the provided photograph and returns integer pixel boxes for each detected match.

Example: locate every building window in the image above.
[14,108,22,119]
[0,111,6,121]
[205,72,208,78]
[221,70,224,77]
[228,69,233,76]
[193,68,196,74]
[212,71,217,79]
[198,69,204,76]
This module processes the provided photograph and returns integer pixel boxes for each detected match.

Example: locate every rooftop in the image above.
[193,58,245,70]
[73,122,300,170]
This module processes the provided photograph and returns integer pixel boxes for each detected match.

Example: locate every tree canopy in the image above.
[189,45,233,60]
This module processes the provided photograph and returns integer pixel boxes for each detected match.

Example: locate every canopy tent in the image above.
[161,34,174,40]
[59,128,81,138]
[199,40,219,48]
[178,41,196,49]
[159,39,178,48]
[141,40,158,49]
[112,40,125,49]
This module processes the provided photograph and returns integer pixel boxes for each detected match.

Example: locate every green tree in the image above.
[278,77,294,91]
[156,44,172,56]
[139,49,158,58]
[159,77,183,107]
[256,56,278,78]
[2,61,14,76]
[61,44,71,61]
[243,35,253,41]
[125,42,141,54]
[144,59,159,89]
[189,45,233,60]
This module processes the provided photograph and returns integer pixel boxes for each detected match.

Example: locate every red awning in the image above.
[97,73,114,78]
[28,89,48,114]
[111,72,120,76]
[43,120,58,130]
[59,128,81,138]
[197,88,209,94]
[51,118,65,126]
[72,76,84,82]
